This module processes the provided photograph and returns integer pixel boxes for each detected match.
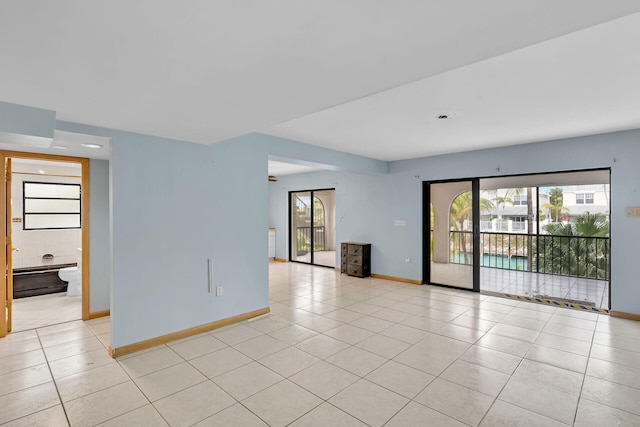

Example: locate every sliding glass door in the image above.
[423,170,610,309]
[424,179,480,290]
[290,189,336,267]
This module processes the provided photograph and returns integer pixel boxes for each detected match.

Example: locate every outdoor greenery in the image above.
[449,192,494,263]
[447,187,609,280]
[534,212,609,279]
[543,187,569,223]
[295,196,326,254]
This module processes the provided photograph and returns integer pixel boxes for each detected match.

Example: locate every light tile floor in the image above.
[1,262,639,426]
[11,293,82,332]
[294,250,336,268]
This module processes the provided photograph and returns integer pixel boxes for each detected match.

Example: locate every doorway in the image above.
[478,170,610,310]
[423,170,611,310]
[424,179,480,290]
[289,189,336,268]
[1,151,90,337]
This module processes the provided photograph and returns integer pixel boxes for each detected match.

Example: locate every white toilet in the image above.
[59,248,82,297]
[59,267,81,296]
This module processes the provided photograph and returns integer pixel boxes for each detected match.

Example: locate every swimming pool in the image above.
[450,253,527,270]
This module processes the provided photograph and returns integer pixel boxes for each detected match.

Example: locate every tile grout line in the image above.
[226,313,415,425]
[5,263,628,426]
[113,343,175,427]
[167,329,282,425]
[279,284,496,426]
[34,327,72,427]
[40,318,143,426]
[475,302,555,426]
[571,312,599,425]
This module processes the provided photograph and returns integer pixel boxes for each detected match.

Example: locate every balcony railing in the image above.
[448,230,609,280]
[296,226,326,253]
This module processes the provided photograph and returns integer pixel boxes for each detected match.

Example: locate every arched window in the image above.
[449,192,472,264]
[450,191,472,231]
[313,196,325,226]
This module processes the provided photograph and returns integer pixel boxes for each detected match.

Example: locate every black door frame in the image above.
[423,178,481,291]
[288,188,335,268]
[423,168,611,305]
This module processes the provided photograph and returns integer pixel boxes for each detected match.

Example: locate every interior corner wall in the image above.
[107,133,268,348]
[89,159,110,313]
[49,127,383,349]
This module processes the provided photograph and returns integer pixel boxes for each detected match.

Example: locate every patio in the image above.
[431,262,609,310]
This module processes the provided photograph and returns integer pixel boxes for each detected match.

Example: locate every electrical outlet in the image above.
[404,257,411,263]
[216,286,223,296]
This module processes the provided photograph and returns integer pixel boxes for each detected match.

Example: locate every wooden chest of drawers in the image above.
[341,242,371,278]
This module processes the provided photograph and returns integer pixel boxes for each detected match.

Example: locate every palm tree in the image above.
[575,211,609,237]
[543,187,569,222]
[492,195,513,210]
[450,192,494,264]
[536,212,609,279]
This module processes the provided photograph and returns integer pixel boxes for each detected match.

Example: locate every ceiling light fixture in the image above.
[81,143,103,149]
[52,145,67,150]
[38,170,46,174]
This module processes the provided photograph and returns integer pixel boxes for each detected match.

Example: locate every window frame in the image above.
[512,194,527,205]
[576,192,594,205]
[23,181,82,231]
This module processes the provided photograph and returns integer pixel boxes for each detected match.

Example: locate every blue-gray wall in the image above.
[108,133,266,347]
[269,130,640,315]
[0,101,55,143]
[269,170,390,269]
[89,159,110,313]
[8,108,640,348]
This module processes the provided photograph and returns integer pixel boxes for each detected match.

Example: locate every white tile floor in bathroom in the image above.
[1,262,640,426]
[11,293,82,332]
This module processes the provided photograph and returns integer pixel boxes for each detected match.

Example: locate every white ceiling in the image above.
[1,1,640,163]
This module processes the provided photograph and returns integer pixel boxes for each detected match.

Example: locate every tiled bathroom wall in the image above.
[10,160,82,269]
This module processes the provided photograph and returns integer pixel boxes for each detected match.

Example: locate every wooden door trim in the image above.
[0,150,92,327]
[1,153,6,337]
[6,158,12,333]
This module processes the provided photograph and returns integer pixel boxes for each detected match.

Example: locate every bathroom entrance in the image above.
[1,152,90,336]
